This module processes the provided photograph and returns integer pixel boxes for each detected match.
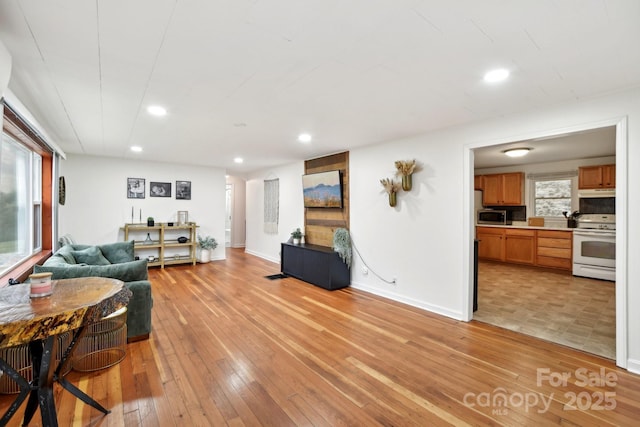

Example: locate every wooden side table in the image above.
[0,277,132,427]
[0,332,72,394]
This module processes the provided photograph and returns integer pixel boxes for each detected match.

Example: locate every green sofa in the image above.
[33,241,153,341]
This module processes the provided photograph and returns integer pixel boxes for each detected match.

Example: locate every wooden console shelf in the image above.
[281,243,350,290]
[123,223,197,268]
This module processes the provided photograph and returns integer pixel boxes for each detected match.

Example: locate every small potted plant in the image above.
[291,228,303,245]
[147,216,155,227]
[197,235,218,263]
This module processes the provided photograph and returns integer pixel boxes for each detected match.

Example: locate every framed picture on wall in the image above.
[127,178,145,199]
[176,180,191,200]
[150,182,171,198]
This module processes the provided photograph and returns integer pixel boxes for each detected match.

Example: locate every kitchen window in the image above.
[532,177,574,217]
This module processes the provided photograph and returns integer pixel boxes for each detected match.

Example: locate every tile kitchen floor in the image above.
[474,260,615,360]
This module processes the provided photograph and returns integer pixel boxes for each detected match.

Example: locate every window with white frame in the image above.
[533,178,572,217]
[0,132,42,275]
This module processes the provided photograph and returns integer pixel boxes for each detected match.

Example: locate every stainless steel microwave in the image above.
[477,209,511,225]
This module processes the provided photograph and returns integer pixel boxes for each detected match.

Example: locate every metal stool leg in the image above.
[0,358,32,425]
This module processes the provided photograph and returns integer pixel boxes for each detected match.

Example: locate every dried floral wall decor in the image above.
[395,159,417,191]
[380,178,401,207]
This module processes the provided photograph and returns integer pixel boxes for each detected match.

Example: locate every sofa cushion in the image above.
[70,246,111,265]
[99,241,135,264]
[34,259,148,282]
[51,245,78,265]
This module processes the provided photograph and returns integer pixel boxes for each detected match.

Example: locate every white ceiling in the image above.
[474,125,617,169]
[0,1,638,174]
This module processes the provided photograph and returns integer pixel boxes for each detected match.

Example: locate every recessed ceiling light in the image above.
[484,68,510,83]
[147,105,167,116]
[503,148,531,157]
[130,146,143,153]
[298,133,312,143]
[234,157,244,164]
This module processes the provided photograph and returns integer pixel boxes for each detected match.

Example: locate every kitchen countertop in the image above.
[476,223,574,232]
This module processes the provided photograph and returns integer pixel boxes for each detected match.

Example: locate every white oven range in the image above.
[572,214,615,281]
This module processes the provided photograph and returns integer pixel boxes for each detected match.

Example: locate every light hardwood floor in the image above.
[1,249,639,426]
[474,260,616,360]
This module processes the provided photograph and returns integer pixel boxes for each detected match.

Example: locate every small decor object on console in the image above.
[177,236,188,244]
[291,228,303,244]
[380,178,401,207]
[395,159,417,191]
[29,272,54,297]
[177,210,188,225]
[147,217,154,227]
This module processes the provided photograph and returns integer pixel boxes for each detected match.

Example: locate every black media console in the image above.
[281,243,350,290]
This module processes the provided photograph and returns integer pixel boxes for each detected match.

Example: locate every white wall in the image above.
[244,88,640,373]
[0,39,11,130]
[226,175,246,248]
[0,40,10,98]
[245,162,304,263]
[59,154,226,261]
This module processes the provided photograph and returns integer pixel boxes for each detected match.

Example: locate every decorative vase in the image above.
[293,238,301,245]
[388,192,397,207]
[144,233,153,244]
[198,248,211,263]
[402,174,412,191]
[147,219,154,227]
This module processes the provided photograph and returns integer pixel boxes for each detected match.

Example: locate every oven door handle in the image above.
[574,231,615,237]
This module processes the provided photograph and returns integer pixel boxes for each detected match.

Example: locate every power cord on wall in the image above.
[349,234,396,285]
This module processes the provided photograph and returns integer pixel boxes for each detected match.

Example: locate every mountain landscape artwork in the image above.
[303,170,342,208]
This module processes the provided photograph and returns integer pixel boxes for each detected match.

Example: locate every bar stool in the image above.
[72,307,128,372]
[0,332,72,394]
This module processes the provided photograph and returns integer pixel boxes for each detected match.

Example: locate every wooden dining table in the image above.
[0,277,132,426]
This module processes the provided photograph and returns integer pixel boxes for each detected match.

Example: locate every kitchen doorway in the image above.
[468,120,626,365]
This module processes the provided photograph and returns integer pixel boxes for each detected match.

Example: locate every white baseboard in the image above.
[244,249,280,264]
[350,280,464,321]
[627,359,640,375]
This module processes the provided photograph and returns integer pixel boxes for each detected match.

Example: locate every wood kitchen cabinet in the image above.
[536,230,572,270]
[578,164,615,189]
[476,227,505,261]
[504,229,535,265]
[477,227,572,271]
[482,172,523,206]
[474,175,484,190]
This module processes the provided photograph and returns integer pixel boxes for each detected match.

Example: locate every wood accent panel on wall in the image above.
[304,152,349,247]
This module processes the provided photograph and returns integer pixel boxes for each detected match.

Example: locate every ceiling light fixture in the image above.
[130,146,143,153]
[484,68,510,83]
[147,105,167,116]
[503,148,531,157]
[298,133,312,143]
[234,157,244,164]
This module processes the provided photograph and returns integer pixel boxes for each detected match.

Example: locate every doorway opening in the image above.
[225,184,232,248]
[471,124,621,361]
